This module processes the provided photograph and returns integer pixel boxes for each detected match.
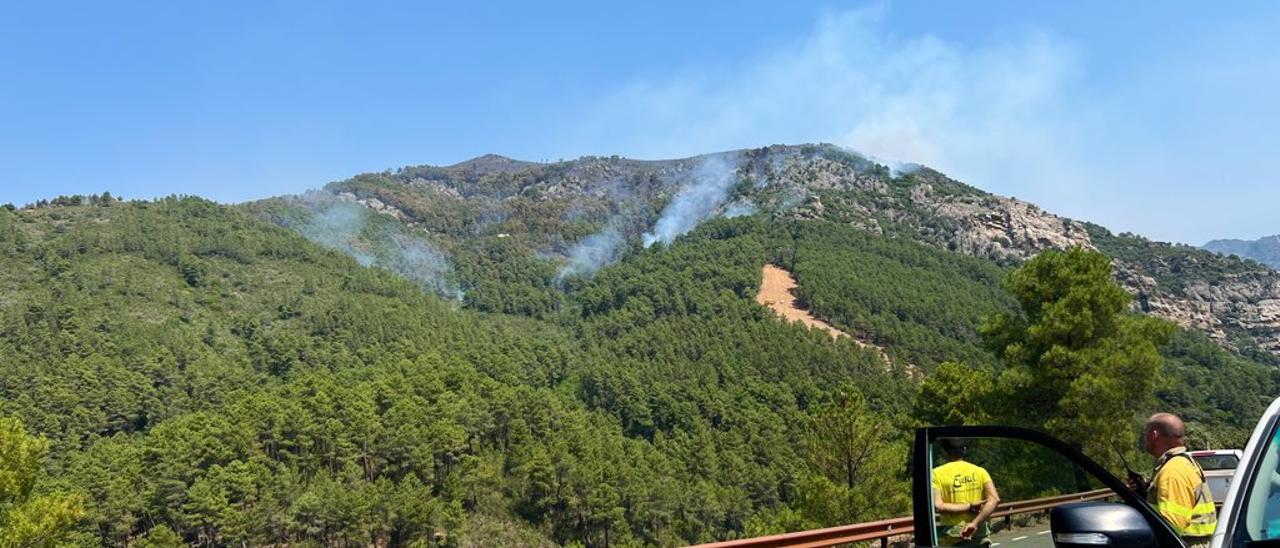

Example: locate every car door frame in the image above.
[1214,399,1280,546]
[912,425,1186,547]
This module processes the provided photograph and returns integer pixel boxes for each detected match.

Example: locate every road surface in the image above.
[987,525,1054,548]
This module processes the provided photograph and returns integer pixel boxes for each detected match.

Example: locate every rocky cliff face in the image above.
[1183,272,1280,352]
[262,144,1280,357]
[749,149,1279,354]
[1114,261,1280,353]
[784,167,1096,260]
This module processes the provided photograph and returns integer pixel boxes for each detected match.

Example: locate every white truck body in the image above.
[1190,449,1243,504]
[1212,395,1280,547]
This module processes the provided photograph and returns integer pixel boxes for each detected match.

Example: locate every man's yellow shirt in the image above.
[932,460,991,528]
[1149,450,1217,538]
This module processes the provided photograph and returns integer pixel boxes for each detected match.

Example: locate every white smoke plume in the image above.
[295,192,463,299]
[723,200,757,218]
[889,162,924,177]
[557,156,765,279]
[642,156,740,246]
[570,6,1100,234]
[382,232,464,300]
[557,227,624,280]
[300,199,377,267]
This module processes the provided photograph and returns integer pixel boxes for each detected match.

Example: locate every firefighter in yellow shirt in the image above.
[932,438,1000,546]
[1137,413,1218,547]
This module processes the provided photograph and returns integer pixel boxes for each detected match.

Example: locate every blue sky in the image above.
[2,1,1277,244]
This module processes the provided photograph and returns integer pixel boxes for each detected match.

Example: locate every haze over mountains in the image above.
[1204,234,1280,270]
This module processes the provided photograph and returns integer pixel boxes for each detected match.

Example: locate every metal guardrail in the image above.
[690,488,1114,548]
[991,488,1114,521]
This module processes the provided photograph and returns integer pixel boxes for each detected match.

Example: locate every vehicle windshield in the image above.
[1242,421,1280,541]
[1195,454,1241,470]
[924,436,1113,546]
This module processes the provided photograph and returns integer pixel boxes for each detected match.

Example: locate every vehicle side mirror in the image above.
[1050,502,1157,547]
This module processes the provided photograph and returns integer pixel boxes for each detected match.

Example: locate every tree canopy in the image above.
[0,198,1273,547]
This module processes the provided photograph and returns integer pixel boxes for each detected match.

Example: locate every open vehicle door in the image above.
[1214,396,1280,547]
[912,425,1186,547]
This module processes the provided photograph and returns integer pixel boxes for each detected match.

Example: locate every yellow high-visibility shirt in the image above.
[932,460,992,529]
[1148,448,1218,539]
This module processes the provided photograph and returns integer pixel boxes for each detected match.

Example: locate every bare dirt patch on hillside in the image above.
[756,265,909,374]
[756,264,851,340]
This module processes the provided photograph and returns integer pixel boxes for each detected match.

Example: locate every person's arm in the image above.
[1152,471,1195,535]
[962,481,1000,538]
[931,472,974,513]
[933,487,975,513]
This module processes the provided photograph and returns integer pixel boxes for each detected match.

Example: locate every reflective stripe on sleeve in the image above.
[1184,521,1217,537]
[1157,500,1194,520]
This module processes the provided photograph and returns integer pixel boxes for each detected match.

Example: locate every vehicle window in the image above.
[1242,426,1280,540]
[1193,454,1240,470]
[927,437,1115,545]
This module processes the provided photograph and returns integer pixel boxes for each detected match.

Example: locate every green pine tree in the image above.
[0,417,86,547]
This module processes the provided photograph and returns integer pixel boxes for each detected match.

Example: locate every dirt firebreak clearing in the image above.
[755,264,906,373]
[755,264,851,340]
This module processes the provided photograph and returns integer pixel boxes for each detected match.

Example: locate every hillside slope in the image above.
[251,144,1280,357]
[756,264,852,341]
[4,185,1275,545]
[0,199,921,546]
[249,152,1280,443]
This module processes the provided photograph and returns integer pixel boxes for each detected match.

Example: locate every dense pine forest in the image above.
[1,175,1275,545]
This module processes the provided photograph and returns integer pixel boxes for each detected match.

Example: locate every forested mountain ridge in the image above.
[250,144,1280,357]
[0,198,931,545]
[4,143,1277,546]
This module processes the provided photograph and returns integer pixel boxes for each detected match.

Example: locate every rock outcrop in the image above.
[337,192,409,221]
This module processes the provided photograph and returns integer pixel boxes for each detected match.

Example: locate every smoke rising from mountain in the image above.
[642,156,740,246]
[557,227,624,280]
[889,162,924,177]
[295,193,463,299]
[572,7,1115,236]
[380,231,463,300]
[724,200,757,218]
[301,200,377,267]
[557,156,755,278]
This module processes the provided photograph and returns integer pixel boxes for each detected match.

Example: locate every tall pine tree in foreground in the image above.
[919,247,1174,461]
[0,416,85,547]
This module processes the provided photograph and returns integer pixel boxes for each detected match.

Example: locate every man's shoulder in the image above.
[1158,454,1200,482]
[936,460,987,475]
[933,461,960,475]
[1165,454,1198,472]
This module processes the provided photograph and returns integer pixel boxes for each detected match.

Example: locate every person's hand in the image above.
[1125,474,1148,495]
[961,522,977,539]
[968,500,984,513]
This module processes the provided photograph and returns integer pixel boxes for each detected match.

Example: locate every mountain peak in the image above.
[444,154,539,175]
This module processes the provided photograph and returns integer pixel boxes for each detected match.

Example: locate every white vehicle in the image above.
[1213,395,1280,547]
[1190,449,1243,504]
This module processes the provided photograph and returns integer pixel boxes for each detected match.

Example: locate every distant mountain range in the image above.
[1205,234,1280,270]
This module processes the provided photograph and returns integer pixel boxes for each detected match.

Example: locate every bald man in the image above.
[1139,413,1217,547]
